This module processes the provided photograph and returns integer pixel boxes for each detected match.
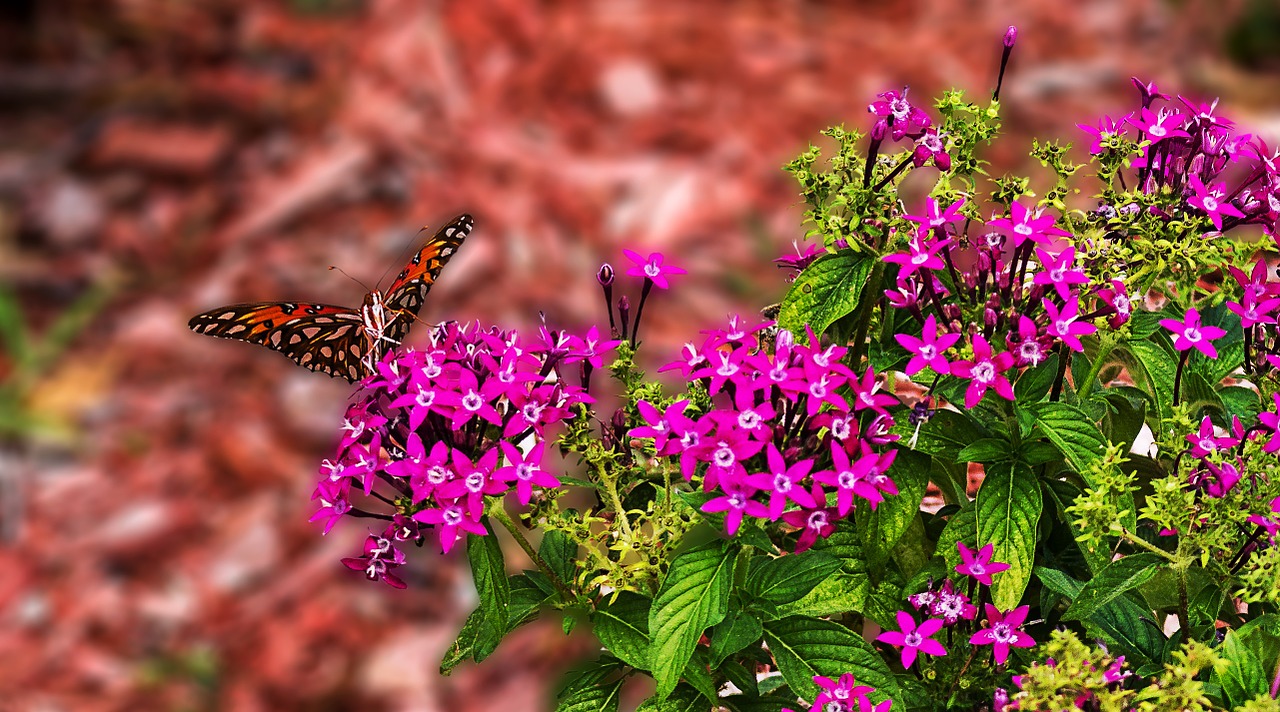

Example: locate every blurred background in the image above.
[0,0,1276,709]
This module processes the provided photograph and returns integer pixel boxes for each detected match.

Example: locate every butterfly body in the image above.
[189,214,474,382]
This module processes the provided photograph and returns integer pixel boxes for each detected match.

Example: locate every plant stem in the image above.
[491,506,576,602]
[1117,527,1178,563]
[1050,345,1070,401]
[1075,334,1118,402]
[849,263,885,368]
[597,461,636,542]
[1173,349,1190,407]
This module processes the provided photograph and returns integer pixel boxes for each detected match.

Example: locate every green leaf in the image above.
[1179,370,1225,417]
[937,500,978,572]
[930,458,969,506]
[555,679,624,712]
[857,446,931,568]
[761,616,899,708]
[1030,402,1107,481]
[710,608,763,668]
[746,551,843,606]
[1101,392,1147,451]
[636,685,706,712]
[1015,352,1059,403]
[1035,567,1164,668]
[468,526,511,662]
[593,591,653,671]
[773,571,869,620]
[1034,566,1084,598]
[956,438,1015,464]
[509,573,554,630]
[777,252,875,339]
[1213,629,1268,709]
[1220,386,1262,423]
[1117,339,1177,422]
[440,607,483,674]
[540,530,578,586]
[976,461,1042,610]
[904,410,991,463]
[1187,302,1243,383]
[648,541,735,701]
[1062,553,1163,621]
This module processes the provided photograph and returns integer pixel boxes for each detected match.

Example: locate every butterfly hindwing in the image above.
[187,302,367,382]
[383,214,474,342]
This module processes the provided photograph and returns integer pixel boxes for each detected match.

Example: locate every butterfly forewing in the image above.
[187,213,475,383]
[188,302,368,381]
[382,214,475,343]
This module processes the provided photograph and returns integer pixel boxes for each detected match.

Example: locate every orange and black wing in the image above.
[382,214,474,343]
[187,302,368,382]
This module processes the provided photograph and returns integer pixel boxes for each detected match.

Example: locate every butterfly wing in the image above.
[382,213,475,343]
[188,302,369,382]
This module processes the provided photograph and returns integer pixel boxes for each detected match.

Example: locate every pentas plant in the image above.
[294,25,1280,712]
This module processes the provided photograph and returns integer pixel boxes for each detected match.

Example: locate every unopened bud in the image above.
[1003,25,1018,48]
[597,263,614,288]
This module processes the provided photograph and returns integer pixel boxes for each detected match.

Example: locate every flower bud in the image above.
[597,262,614,287]
[1002,26,1017,48]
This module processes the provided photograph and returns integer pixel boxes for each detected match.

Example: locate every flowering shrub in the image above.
[302,26,1280,712]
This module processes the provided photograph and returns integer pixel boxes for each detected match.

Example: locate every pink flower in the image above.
[950,335,1016,408]
[986,201,1071,249]
[970,605,1036,665]
[876,610,948,669]
[895,314,961,375]
[622,249,687,290]
[1187,174,1245,231]
[883,232,952,278]
[955,542,1011,585]
[1126,106,1190,144]
[1159,307,1227,358]
[1043,297,1096,353]
[744,444,817,520]
[701,480,769,536]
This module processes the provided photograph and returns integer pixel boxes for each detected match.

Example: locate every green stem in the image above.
[491,506,576,602]
[1172,349,1189,407]
[1117,527,1178,563]
[1049,345,1070,402]
[597,461,636,542]
[1075,334,1118,402]
[849,263,886,368]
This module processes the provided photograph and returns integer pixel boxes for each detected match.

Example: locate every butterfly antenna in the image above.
[375,224,431,289]
[328,265,373,294]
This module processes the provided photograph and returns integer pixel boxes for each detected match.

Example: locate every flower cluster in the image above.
[783,672,891,712]
[631,317,901,551]
[312,320,605,585]
[883,194,1119,408]
[878,543,1034,669]
[1225,258,1280,374]
[1080,78,1280,238]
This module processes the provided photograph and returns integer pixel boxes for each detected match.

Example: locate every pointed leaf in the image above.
[761,616,899,708]
[777,252,875,339]
[976,461,1042,610]
[648,541,735,701]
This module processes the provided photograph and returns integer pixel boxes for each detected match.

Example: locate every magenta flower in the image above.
[782,496,838,553]
[876,610,947,669]
[1187,174,1244,230]
[895,314,961,375]
[950,335,1016,408]
[1096,279,1133,328]
[815,446,882,516]
[883,232,952,278]
[310,478,352,535]
[970,605,1036,665]
[849,366,898,415]
[912,127,951,170]
[414,500,487,554]
[868,87,931,140]
[1185,416,1239,458]
[955,542,1011,585]
[1043,297,1096,353]
[1033,246,1089,300]
[623,249,687,289]
[1246,496,1280,543]
[744,444,817,520]
[1159,307,1227,358]
[340,534,408,589]
[630,399,690,452]
[903,196,966,234]
[563,325,622,369]
[1008,316,1050,367]
[496,440,560,505]
[1198,460,1241,499]
[811,673,875,712]
[928,579,977,624]
[1126,106,1190,143]
[986,201,1071,249]
[701,480,768,536]
[1077,114,1128,154]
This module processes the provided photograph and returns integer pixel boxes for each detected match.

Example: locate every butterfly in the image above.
[189,214,475,382]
